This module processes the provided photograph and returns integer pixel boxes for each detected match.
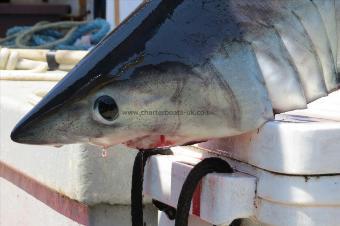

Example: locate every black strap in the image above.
[131,151,234,226]
[175,157,233,226]
[152,199,176,220]
[131,148,173,226]
[46,51,59,70]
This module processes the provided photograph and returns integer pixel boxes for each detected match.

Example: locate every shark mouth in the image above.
[123,135,176,149]
[88,134,178,149]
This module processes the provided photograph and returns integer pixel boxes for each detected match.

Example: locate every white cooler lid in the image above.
[198,89,340,175]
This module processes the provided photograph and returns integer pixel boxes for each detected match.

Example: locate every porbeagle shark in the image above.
[11,0,339,149]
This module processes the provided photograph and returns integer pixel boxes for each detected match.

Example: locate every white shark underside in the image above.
[10,0,340,149]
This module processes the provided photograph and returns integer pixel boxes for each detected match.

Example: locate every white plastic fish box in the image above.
[143,90,340,226]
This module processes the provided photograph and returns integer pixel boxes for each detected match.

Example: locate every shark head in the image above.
[10,0,275,149]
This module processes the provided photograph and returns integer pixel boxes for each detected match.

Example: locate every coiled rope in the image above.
[0,19,110,50]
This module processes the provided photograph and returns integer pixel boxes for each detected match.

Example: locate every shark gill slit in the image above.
[293,3,337,92]
[290,9,327,93]
[332,0,338,67]
[271,26,307,102]
[312,0,338,69]
[206,62,241,129]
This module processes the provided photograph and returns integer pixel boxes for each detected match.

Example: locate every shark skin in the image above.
[10,0,338,149]
[231,0,328,103]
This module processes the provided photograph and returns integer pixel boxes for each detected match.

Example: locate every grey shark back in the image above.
[10,0,339,149]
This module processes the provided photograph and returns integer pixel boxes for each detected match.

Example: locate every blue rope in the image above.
[0,19,110,50]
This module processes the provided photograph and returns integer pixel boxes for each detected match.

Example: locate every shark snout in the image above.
[10,109,73,145]
[11,121,75,145]
[11,122,43,145]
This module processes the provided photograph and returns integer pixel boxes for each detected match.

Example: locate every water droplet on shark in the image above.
[101,148,108,158]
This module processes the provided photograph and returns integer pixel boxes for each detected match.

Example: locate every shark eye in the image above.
[93,95,119,124]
